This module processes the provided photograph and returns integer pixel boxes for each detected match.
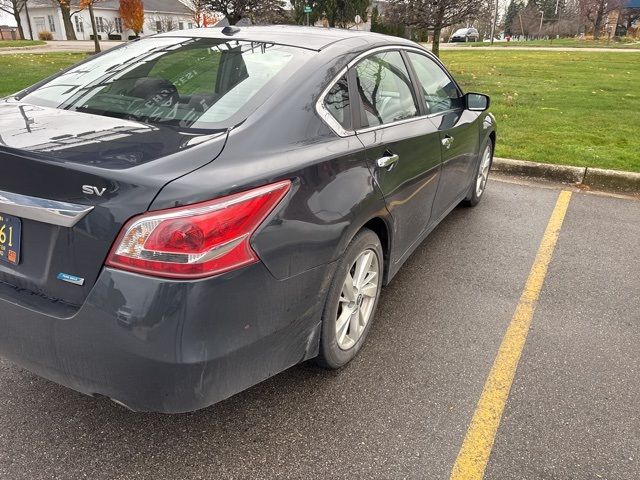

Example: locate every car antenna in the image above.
[222,26,240,36]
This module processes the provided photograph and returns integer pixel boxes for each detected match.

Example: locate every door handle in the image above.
[376,153,400,169]
[441,135,454,149]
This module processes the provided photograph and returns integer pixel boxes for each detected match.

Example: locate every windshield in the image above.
[18,37,311,130]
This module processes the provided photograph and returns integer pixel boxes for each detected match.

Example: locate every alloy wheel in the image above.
[335,249,380,350]
[476,144,492,198]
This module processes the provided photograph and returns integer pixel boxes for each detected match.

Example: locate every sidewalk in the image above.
[0,40,124,55]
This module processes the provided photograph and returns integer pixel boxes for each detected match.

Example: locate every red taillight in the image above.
[106,180,291,279]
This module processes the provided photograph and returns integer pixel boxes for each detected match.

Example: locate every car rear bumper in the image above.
[0,262,332,413]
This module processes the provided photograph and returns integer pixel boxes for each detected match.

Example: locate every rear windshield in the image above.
[18,37,312,130]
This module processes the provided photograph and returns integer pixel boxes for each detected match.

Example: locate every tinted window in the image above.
[407,52,461,114]
[19,37,311,130]
[353,51,418,128]
[324,75,351,130]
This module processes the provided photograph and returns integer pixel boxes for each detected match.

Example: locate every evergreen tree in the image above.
[504,0,523,35]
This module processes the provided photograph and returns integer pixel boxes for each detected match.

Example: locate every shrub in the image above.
[90,34,102,40]
[128,35,140,40]
[38,31,53,41]
[108,34,122,40]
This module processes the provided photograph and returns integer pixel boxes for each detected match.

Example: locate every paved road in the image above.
[0,176,637,479]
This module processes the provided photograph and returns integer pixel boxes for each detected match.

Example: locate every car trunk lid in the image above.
[0,101,227,309]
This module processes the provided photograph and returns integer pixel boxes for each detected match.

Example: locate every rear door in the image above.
[352,50,442,262]
[405,51,480,221]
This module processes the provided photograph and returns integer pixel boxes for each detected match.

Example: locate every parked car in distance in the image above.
[0,26,495,413]
[450,27,481,42]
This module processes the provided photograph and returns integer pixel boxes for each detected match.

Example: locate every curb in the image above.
[491,157,640,194]
[583,167,640,194]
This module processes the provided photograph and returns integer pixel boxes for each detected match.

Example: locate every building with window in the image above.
[19,0,196,41]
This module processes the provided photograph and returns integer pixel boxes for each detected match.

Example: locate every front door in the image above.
[352,50,442,262]
[404,52,480,220]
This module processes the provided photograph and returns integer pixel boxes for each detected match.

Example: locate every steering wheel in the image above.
[130,77,180,108]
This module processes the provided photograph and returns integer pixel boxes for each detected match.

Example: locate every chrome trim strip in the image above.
[316,64,351,137]
[0,190,94,227]
[315,44,461,137]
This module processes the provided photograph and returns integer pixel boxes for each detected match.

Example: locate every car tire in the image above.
[463,138,493,207]
[315,229,383,369]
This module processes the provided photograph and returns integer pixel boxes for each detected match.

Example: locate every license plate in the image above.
[0,213,21,265]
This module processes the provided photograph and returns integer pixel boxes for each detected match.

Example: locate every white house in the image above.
[19,0,196,41]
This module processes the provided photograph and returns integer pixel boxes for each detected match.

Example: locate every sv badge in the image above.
[82,185,107,196]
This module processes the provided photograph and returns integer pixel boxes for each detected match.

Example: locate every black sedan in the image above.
[0,26,495,413]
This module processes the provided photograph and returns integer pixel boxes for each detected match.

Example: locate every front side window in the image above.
[406,52,461,114]
[19,38,311,130]
[353,51,418,128]
[324,74,350,130]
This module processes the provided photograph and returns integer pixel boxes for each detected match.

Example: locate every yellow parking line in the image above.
[450,190,572,480]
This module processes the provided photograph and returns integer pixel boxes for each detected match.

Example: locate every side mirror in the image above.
[465,93,490,111]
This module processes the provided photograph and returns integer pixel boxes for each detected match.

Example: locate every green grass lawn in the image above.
[441,50,640,172]
[0,53,84,97]
[0,51,639,172]
[457,37,640,49]
[0,40,46,49]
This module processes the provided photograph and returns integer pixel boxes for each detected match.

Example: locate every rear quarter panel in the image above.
[150,46,391,280]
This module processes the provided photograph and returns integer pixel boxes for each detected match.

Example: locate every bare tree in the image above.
[50,0,79,40]
[0,0,28,39]
[80,0,109,53]
[103,17,116,35]
[578,0,622,38]
[387,0,484,56]
[182,0,210,27]
[147,15,178,32]
[466,0,499,40]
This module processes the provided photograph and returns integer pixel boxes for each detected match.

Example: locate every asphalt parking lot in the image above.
[0,176,637,479]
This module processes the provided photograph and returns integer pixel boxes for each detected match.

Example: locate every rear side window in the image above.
[353,51,418,128]
[19,37,311,130]
[406,52,461,115]
[324,74,351,130]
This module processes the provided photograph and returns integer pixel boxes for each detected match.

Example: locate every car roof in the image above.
[156,25,416,52]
